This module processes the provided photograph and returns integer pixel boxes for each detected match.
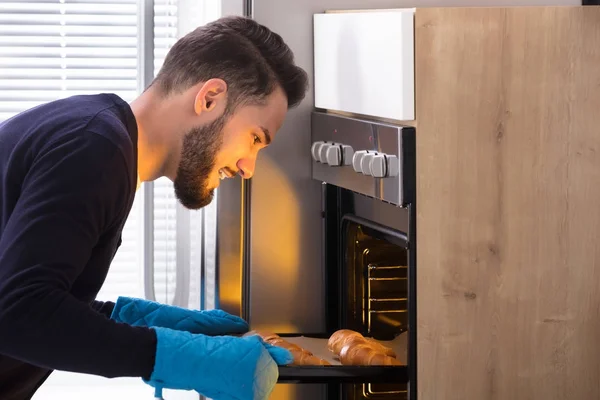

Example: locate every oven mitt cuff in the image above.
[109,296,248,335]
[145,327,293,400]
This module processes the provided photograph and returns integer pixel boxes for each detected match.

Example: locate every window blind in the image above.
[152,0,185,306]
[0,0,138,122]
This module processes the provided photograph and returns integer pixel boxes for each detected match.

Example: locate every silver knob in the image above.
[361,152,377,176]
[352,150,369,173]
[311,141,325,162]
[341,145,354,166]
[326,145,342,166]
[371,154,387,178]
[386,155,399,177]
[318,143,332,164]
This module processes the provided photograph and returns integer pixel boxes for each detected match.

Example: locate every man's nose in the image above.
[236,157,256,179]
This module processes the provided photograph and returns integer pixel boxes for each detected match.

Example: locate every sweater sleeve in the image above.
[0,132,156,379]
[90,300,116,318]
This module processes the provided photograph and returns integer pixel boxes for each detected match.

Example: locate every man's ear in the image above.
[194,78,227,115]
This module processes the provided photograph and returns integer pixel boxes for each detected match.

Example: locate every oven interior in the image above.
[340,215,409,400]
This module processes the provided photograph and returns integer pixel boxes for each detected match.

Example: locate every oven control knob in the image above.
[326,145,342,166]
[341,145,354,166]
[311,141,326,162]
[361,152,377,176]
[352,150,369,173]
[371,154,387,178]
[386,155,399,177]
[318,142,333,164]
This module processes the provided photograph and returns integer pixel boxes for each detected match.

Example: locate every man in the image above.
[0,15,308,400]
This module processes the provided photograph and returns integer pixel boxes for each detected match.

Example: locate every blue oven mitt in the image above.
[146,327,293,400]
[109,296,248,335]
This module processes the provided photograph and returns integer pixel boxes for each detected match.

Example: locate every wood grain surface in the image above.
[415,6,600,400]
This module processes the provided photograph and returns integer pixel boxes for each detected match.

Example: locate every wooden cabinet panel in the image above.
[415,6,600,400]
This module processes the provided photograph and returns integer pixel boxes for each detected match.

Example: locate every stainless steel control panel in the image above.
[311,111,415,206]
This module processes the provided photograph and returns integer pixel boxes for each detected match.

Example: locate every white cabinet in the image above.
[313,10,415,121]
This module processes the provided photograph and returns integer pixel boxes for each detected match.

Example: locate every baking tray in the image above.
[275,333,409,383]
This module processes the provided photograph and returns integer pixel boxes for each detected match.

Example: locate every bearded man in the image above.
[0,15,308,400]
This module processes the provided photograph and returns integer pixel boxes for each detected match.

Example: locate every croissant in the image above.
[327,329,397,358]
[245,330,280,342]
[327,329,363,355]
[289,349,331,366]
[266,337,307,354]
[339,343,402,366]
[244,330,331,366]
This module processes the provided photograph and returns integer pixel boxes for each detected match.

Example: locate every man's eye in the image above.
[253,134,262,145]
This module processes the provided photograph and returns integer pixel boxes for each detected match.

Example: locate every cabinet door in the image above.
[415,6,600,400]
[313,10,415,121]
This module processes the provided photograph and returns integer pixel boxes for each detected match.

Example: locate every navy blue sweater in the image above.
[0,94,156,399]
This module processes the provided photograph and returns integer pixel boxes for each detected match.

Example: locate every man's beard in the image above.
[173,115,226,210]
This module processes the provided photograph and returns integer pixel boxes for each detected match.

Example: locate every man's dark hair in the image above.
[153,16,308,110]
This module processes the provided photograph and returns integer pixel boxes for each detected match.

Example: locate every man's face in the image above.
[174,86,288,209]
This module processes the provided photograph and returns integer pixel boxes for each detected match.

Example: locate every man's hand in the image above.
[109,296,248,336]
[146,328,292,400]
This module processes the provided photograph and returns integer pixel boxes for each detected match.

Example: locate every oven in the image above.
[317,110,416,400]
[273,110,416,399]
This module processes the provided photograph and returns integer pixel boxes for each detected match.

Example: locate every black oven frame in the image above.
[322,182,417,400]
